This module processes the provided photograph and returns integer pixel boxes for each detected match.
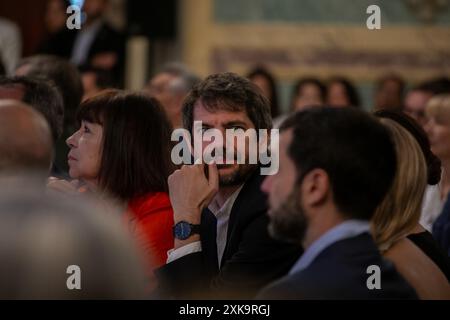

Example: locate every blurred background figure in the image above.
[15,55,84,172]
[374,73,405,111]
[79,65,115,101]
[39,0,125,85]
[145,63,200,129]
[0,180,149,299]
[0,76,65,177]
[38,0,75,57]
[372,117,450,299]
[247,66,280,118]
[0,100,53,178]
[44,0,68,35]
[326,76,361,108]
[404,83,435,127]
[290,77,326,112]
[425,94,450,257]
[15,55,83,133]
[424,77,450,96]
[0,17,22,75]
[404,77,450,128]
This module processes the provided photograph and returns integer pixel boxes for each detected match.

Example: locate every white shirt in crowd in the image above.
[420,184,444,232]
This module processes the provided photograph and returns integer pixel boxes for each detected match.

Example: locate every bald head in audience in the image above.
[0,100,53,174]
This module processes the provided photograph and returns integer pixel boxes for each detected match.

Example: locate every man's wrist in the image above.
[173,208,201,225]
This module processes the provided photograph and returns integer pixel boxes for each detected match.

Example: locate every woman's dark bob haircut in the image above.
[77,89,175,201]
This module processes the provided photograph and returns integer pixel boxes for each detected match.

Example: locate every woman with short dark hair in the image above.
[326,76,361,108]
[290,77,326,112]
[247,66,280,118]
[49,89,175,271]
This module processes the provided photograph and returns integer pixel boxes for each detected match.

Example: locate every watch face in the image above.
[174,221,192,240]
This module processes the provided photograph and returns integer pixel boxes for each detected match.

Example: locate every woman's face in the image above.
[294,84,323,111]
[251,75,272,101]
[424,115,450,162]
[66,120,103,183]
[45,0,67,33]
[327,82,349,107]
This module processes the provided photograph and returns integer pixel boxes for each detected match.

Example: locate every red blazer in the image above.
[127,192,174,270]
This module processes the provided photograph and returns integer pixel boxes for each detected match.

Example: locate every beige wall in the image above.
[179,0,450,83]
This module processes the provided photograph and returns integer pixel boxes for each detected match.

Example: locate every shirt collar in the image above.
[208,185,244,217]
[289,219,371,275]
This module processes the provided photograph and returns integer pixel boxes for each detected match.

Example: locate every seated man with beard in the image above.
[156,72,303,299]
[257,108,417,299]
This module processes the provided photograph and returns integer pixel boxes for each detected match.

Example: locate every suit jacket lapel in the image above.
[221,170,268,268]
[201,208,219,270]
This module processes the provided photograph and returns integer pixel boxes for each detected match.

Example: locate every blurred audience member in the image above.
[146,63,200,129]
[404,77,450,128]
[0,77,65,177]
[0,100,53,177]
[0,17,21,75]
[247,66,280,117]
[80,65,115,101]
[372,118,450,298]
[425,94,450,256]
[326,76,361,108]
[423,77,450,95]
[0,180,149,299]
[258,108,416,299]
[45,0,68,34]
[404,84,434,127]
[15,55,83,133]
[39,0,75,56]
[374,73,405,111]
[39,0,125,85]
[48,90,175,270]
[15,55,84,172]
[374,110,443,232]
[290,77,326,112]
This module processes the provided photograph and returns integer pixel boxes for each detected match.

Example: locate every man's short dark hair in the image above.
[182,72,272,133]
[0,76,64,142]
[280,107,397,221]
[417,77,450,95]
[376,73,405,94]
[16,55,83,131]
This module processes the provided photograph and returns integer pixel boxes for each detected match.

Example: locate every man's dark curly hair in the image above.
[182,72,272,133]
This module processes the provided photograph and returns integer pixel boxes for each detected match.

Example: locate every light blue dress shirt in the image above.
[289,220,371,275]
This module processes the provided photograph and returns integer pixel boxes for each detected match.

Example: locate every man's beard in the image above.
[218,163,257,187]
[268,186,308,245]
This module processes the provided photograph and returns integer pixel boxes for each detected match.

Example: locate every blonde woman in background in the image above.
[371,117,450,299]
[425,95,450,256]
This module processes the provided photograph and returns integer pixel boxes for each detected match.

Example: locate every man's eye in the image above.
[231,126,245,131]
[83,125,91,133]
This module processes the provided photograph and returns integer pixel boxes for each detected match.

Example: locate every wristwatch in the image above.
[173,221,201,240]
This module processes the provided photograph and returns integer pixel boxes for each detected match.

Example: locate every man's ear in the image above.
[300,168,330,207]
